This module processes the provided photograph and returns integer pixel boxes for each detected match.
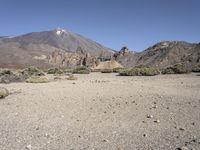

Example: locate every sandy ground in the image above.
[0,73,200,150]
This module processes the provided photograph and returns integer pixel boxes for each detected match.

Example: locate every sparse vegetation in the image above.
[26,76,49,83]
[0,67,45,84]
[47,68,64,74]
[64,69,73,73]
[192,64,200,72]
[101,69,113,73]
[0,69,28,83]
[91,69,101,72]
[0,69,13,76]
[21,66,45,76]
[66,74,77,80]
[162,64,189,74]
[0,87,9,99]
[72,67,90,74]
[113,67,125,73]
[119,67,159,76]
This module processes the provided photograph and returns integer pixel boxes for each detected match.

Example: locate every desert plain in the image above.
[0,72,200,150]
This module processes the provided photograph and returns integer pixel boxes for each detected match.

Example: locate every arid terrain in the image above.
[0,72,200,150]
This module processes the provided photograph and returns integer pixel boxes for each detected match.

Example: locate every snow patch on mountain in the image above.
[55,28,66,35]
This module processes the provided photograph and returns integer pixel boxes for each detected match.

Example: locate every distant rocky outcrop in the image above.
[113,46,130,59]
[115,41,200,68]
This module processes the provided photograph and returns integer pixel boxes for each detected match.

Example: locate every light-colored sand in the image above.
[0,73,200,150]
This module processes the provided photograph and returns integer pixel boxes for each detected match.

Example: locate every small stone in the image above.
[147,115,153,118]
[35,126,39,130]
[25,145,32,150]
[179,127,185,131]
[192,139,197,143]
[0,87,9,99]
[143,134,147,137]
[181,146,189,150]
[154,119,160,123]
[152,105,157,109]
[45,133,50,138]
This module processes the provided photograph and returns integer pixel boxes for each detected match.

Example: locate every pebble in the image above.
[152,105,157,109]
[147,115,153,118]
[179,127,185,131]
[143,134,147,137]
[45,133,50,138]
[154,119,160,123]
[180,146,189,150]
[25,145,32,150]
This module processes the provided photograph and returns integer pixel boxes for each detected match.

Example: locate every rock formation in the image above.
[48,49,97,68]
[113,46,130,59]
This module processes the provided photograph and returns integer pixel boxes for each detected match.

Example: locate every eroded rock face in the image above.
[48,50,97,68]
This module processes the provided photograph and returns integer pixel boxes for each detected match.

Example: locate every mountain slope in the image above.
[115,41,200,68]
[0,28,113,68]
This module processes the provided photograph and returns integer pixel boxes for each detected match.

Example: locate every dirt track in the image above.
[0,73,200,150]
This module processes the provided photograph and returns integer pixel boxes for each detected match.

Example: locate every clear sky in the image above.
[0,0,199,51]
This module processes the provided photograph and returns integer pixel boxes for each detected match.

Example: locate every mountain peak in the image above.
[54,28,66,35]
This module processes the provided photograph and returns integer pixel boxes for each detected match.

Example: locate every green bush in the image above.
[72,67,90,74]
[192,64,200,72]
[101,69,113,73]
[162,64,189,74]
[26,76,49,83]
[47,68,64,74]
[119,67,159,76]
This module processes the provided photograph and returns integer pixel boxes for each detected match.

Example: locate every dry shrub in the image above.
[26,76,49,83]
[162,64,189,74]
[101,69,113,73]
[72,67,90,74]
[119,67,159,76]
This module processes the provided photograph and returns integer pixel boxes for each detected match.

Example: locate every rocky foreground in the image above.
[0,73,200,150]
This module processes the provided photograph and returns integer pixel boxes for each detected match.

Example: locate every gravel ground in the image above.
[0,73,200,150]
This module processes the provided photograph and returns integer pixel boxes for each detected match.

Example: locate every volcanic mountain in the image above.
[0,28,113,68]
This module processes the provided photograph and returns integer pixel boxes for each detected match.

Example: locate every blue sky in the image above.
[0,0,199,51]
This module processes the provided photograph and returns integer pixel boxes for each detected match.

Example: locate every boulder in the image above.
[0,87,9,99]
